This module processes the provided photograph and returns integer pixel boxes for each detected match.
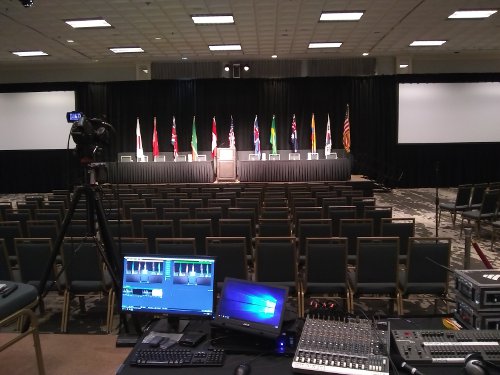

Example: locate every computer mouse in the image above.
[234,363,251,375]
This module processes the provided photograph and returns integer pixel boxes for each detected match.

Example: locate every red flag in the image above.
[171,116,178,160]
[343,104,351,153]
[152,116,160,158]
[211,116,217,158]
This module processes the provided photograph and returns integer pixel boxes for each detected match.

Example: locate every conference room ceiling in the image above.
[0,0,499,68]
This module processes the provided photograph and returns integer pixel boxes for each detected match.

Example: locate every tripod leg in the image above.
[38,187,84,299]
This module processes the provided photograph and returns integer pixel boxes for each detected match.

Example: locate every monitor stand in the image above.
[153,317,190,334]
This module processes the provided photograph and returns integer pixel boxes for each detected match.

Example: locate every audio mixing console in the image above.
[292,316,390,375]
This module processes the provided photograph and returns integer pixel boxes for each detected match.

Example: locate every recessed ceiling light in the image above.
[181,57,188,60]
[399,64,409,68]
[271,54,278,59]
[362,52,369,56]
[67,39,74,43]
[448,10,497,19]
[308,42,342,48]
[65,19,112,29]
[154,37,162,40]
[410,40,446,46]
[320,12,364,21]
[192,14,234,24]
[12,50,48,57]
[109,47,144,53]
[209,44,242,51]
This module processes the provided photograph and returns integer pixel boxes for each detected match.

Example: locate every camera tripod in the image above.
[38,166,121,305]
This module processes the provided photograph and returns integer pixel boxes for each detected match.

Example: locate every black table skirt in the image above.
[107,162,215,184]
[237,158,351,182]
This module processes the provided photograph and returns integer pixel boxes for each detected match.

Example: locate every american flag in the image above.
[343,104,351,153]
[229,115,236,148]
[253,115,260,156]
[290,114,298,152]
[171,116,178,160]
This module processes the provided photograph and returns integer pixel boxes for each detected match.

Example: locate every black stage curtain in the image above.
[1,74,500,192]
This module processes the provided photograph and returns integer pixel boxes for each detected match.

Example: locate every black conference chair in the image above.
[258,218,292,237]
[380,217,416,264]
[141,219,175,253]
[461,189,500,236]
[302,237,351,316]
[0,239,13,280]
[129,207,158,237]
[349,237,401,315]
[205,237,248,291]
[60,238,115,333]
[438,184,473,227]
[179,219,213,254]
[254,236,302,317]
[338,218,374,264]
[155,238,196,256]
[114,237,149,255]
[219,218,254,259]
[364,206,392,236]
[399,237,452,314]
[296,219,332,262]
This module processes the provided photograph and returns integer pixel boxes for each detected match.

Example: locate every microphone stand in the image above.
[435,162,439,238]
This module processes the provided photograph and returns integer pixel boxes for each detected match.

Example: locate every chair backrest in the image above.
[406,237,451,285]
[364,206,393,236]
[260,207,289,219]
[305,237,348,285]
[33,208,62,225]
[0,201,13,220]
[294,206,323,229]
[179,198,204,216]
[339,218,374,258]
[326,206,357,235]
[4,209,31,236]
[195,207,222,233]
[121,198,147,219]
[62,238,105,286]
[479,189,500,215]
[129,207,157,236]
[219,218,253,252]
[470,183,488,207]
[141,219,175,253]
[205,237,248,287]
[254,237,297,285]
[258,218,292,237]
[114,237,149,255]
[155,238,196,255]
[227,207,257,235]
[107,219,134,238]
[0,221,23,257]
[179,219,213,254]
[0,239,13,280]
[297,219,333,256]
[15,238,56,286]
[355,237,399,284]
[351,197,376,218]
[65,220,90,238]
[454,184,473,207]
[380,217,416,259]
[151,198,175,217]
[26,219,59,245]
[162,208,191,236]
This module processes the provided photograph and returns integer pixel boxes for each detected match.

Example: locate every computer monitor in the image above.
[121,254,216,331]
[212,278,288,339]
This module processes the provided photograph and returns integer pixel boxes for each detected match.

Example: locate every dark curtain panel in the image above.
[1,74,500,193]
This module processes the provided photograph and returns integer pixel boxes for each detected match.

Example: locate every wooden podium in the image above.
[216,148,237,182]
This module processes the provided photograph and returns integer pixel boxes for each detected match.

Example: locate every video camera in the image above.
[67,111,114,163]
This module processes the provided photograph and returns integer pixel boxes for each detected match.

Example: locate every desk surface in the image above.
[116,317,460,375]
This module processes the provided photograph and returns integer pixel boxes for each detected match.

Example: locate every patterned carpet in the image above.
[2,187,499,333]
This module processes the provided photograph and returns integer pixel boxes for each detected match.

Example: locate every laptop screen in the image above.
[213,278,288,339]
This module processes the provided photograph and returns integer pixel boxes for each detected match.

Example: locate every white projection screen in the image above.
[398,82,500,144]
[0,91,76,150]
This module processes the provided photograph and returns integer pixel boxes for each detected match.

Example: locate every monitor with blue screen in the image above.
[213,278,288,339]
[120,254,216,321]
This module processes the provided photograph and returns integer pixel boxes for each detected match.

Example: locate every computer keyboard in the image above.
[131,347,225,367]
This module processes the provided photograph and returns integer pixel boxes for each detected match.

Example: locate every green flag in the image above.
[270,114,277,154]
[191,115,198,160]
